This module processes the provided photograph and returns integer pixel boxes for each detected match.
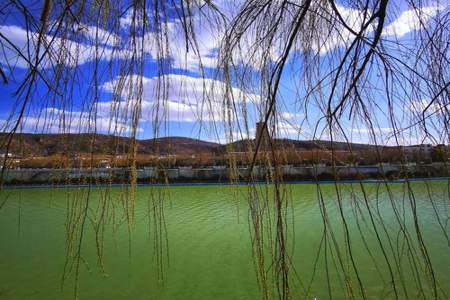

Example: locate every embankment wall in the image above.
[2,163,448,184]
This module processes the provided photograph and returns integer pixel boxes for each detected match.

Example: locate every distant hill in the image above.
[227,138,384,152]
[0,133,388,157]
[0,133,221,157]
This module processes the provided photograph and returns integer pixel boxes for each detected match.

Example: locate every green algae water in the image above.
[0,181,449,299]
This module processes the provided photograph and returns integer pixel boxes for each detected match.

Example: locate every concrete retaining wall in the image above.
[2,163,448,184]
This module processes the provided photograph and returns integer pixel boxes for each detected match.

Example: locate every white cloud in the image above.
[383,5,442,38]
[101,73,260,123]
[1,3,442,72]
[279,111,303,120]
[0,25,130,69]
[307,4,373,55]
[408,99,448,115]
[117,8,220,71]
[158,3,443,65]
[172,2,445,69]
[276,120,304,138]
[76,24,121,47]
[119,10,138,29]
[0,73,261,137]
[0,107,140,135]
[307,4,443,55]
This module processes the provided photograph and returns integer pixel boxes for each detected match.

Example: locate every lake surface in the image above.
[0,181,449,299]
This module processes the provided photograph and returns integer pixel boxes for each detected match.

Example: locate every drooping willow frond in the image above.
[0,0,449,299]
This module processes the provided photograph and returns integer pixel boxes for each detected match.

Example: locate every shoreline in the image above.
[0,163,448,186]
[2,176,449,190]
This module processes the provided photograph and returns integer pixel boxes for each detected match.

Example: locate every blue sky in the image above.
[0,0,447,145]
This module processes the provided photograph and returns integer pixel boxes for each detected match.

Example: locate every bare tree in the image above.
[0,0,449,299]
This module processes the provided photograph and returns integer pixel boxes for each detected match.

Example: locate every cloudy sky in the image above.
[0,0,447,145]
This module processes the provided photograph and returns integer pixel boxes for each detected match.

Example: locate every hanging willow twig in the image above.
[0,0,449,299]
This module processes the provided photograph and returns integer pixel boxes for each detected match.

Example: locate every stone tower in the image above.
[255,121,270,149]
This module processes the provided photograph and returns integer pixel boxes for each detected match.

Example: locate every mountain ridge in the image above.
[0,132,393,157]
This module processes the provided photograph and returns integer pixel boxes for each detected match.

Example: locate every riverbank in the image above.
[2,177,449,190]
[1,163,448,185]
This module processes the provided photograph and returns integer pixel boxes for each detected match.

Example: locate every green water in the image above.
[0,181,449,299]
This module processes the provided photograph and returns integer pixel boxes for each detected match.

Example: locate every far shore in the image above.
[2,177,450,190]
[1,163,448,186]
